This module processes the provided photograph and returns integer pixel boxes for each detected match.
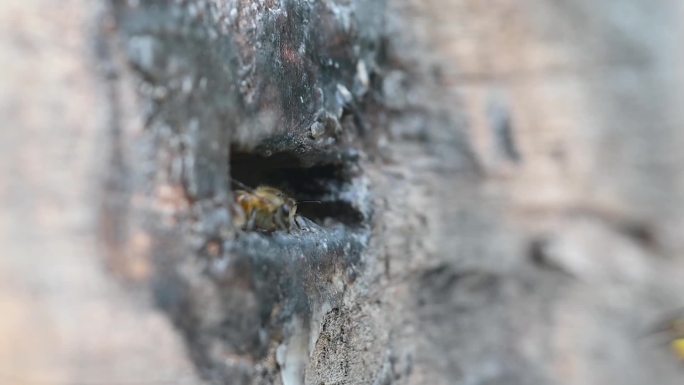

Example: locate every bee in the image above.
[663,317,684,360]
[647,309,684,361]
[231,183,298,232]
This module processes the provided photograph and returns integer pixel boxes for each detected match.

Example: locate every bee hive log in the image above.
[3,0,684,385]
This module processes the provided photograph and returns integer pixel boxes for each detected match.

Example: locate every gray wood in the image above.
[1,1,683,384]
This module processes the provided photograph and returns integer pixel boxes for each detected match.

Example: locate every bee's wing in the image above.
[255,186,288,198]
[234,188,279,208]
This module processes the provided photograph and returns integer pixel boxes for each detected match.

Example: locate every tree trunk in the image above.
[2,1,684,384]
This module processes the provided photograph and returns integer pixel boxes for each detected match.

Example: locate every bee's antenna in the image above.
[229,177,253,191]
[299,200,322,204]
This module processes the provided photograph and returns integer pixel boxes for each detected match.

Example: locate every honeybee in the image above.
[663,317,684,360]
[231,183,298,232]
[648,310,684,361]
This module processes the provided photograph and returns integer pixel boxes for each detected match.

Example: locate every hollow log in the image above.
[2,1,684,384]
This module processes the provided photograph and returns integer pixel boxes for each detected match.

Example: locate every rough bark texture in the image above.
[2,1,684,385]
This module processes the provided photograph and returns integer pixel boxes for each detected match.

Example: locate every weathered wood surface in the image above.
[1,1,684,384]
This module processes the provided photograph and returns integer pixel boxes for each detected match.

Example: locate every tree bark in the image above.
[2,1,684,385]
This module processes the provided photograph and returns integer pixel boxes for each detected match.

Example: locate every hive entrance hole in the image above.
[229,149,363,227]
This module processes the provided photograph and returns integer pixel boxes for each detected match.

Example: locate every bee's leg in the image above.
[294,215,304,231]
[274,214,287,232]
[230,203,247,229]
[273,209,290,233]
[245,211,257,231]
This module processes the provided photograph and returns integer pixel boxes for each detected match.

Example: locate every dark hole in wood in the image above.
[229,148,364,227]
